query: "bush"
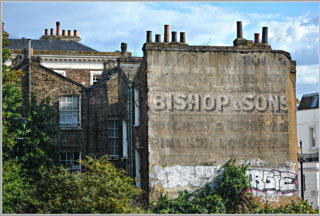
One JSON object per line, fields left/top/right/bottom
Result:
{"left": 2, "top": 160, "right": 32, "bottom": 213}
{"left": 31, "top": 156, "right": 145, "bottom": 214}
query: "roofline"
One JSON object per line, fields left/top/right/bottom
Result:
{"left": 9, "top": 49, "right": 132, "bottom": 56}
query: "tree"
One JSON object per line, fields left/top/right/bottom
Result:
{"left": 2, "top": 32, "right": 24, "bottom": 158}
{"left": 17, "top": 93, "right": 62, "bottom": 181}
{"left": 32, "top": 156, "right": 145, "bottom": 214}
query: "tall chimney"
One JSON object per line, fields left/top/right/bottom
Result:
{"left": 62, "top": 30, "right": 66, "bottom": 36}
{"left": 237, "top": 21, "right": 242, "bottom": 38}
{"left": 68, "top": 30, "right": 71, "bottom": 36}
{"left": 74, "top": 30, "right": 78, "bottom": 36}
{"left": 155, "top": 34, "right": 161, "bottom": 42}
{"left": 180, "top": 32, "right": 186, "bottom": 43}
{"left": 146, "top": 31, "right": 152, "bottom": 42}
{"left": 2, "top": 23, "right": 4, "bottom": 31}
{"left": 121, "top": 42, "right": 127, "bottom": 56}
{"left": 56, "top": 21, "right": 60, "bottom": 35}
{"left": 254, "top": 33, "right": 260, "bottom": 43}
{"left": 262, "top": 27, "right": 268, "bottom": 44}
{"left": 171, "top": 31, "right": 177, "bottom": 42}
{"left": 45, "top": 29, "right": 48, "bottom": 35}
{"left": 50, "top": 28, "right": 54, "bottom": 35}
{"left": 164, "top": 24, "right": 169, "bottom": 42}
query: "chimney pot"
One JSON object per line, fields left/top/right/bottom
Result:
{"left": 62, "top": 30, "right": 66, "bottom": 36}
{"left": 68, "top": 30, "right": 71, "bottom": 36}
{"left": 180, "top": 32, "right": 186, "bottom": 43}
{"left": 121, "top": 42, "right": 127, "bottom": 56}
{"left": 262, "top": 27, "right": 268, "bottom": 44}
{"left": 2, "top": 24, "right": 4, "bottom": 32}
{"left": 164, "top": 24, "right": 169, "bottom": 42}
{"left": 237, "top": 21, "right": 242, "bottom": 38}
{"left": 74, "top": 30, "right": 78, "bottom": 36}
{"left": 155, "top": 34, "right": 161, "bottom": 42}
{"left": 45, "top": 29, "right": 48, "bottom": 35}
{"left": 56, "top": 21, "right": 60, "bottom": 35}
{"left": 171, "top": 31, "right": 177, "bottom": 42}
{"left": 254, "top": 33, "right": 260, "bottom": 43}
{"left": 146, "top": 31, "right": 152, "bottom": 42}
{"left": 50, "top": 28, "right": 54, "bottom": 35}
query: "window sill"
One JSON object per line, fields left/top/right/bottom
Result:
{"left": 108, "top": 156, "right": 120, "bottom": 160}
{"left": 61, "top": 127, "right": 83, "bottom": 131}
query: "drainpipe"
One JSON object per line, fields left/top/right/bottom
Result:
{"left": 28, "top": 39, "right": 31, "bottom": 103}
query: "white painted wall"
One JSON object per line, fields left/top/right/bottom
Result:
{"left": 297, "top": 107, "right": 320, "bottom": 209}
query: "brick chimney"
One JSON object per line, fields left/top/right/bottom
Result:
{"left": 40, "top": 21, "right": 81, "bottom": 42}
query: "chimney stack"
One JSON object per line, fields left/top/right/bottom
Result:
{"left": 262, "top": 27, "right": 268, "bottom": 44}
{"left": 56, "top": 21, "right": 60, "bottom": 35}
{"left": 45, "top": 29, "right": 48, "bottom": 35}
{"left": 155, "top": 34, "right": 161, "bottom": 42}
{"left": 180, "top": 32, "right": 185, "bottom": 43}
{"left": 62, "top": 30, "right": 66, "bottom": 36}
{"left": 236, "top": 21, "right": 243, "bottom": 38}
{"left": 164, "top": 24, "right": 169, "bottom": 42}
{"left": 74, "top": 30, "right": 78, "bottom": 36}
{"left": 2, "top": 23, "right": 4, "bottom": 32}
{"left": 146, "top": 31, "right": 152, "bottom": 42}
{"left": 50, "top": 28, "right": 54, "bottom": 35}
{"left": 254, "top": 33, "right": 260, "bottom": 43}
{"left": 171, "top": 31, "right": 177, "bottom": 42}
{"left": 68, "top": 30, "right": 71, "bottom": 36}
{"left": 121, "top": 42, "right": 127, "bottom": 56}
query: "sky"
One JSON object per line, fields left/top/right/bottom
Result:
{"left": 2, "top": 1, "right": 319, "bottom": 100}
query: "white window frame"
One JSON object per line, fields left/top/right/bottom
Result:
{"left": 59, "top": 95, "right": 81, "bottom": 128}
{"left": 90, "top": 71, "right": 103, "bottom": 85}
{"left": 108, "top": 119, "right": 120, "bottom": 157}
{"left": 134, "top": 88, "right": 140, "bottom": 127}
{"left": 54, "top": 70, "right": 66, "bottom": 77}
{"left": 59, "top": 152, "right": 82, "bottom": 172}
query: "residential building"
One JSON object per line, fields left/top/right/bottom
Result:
{"left": 297, "top": 93, "right": 320, "bottom": 209}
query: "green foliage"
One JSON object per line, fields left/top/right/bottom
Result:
{"left": 2, "top": 160, "right": 32, "bottom": 213}
{"left": 151, "top": 185, "right": 226, "bottom": 214}
{"left": 255, "top": 200, "right": 319, "bottom": 214}
{"left": 30, "top": 156, "right": 145, "bottom": 214}
{"left": 2, "top": 35, "right": 25, "bottom": 158}
{"left": 17, "top": 93, "right": 62, "bottom": 181}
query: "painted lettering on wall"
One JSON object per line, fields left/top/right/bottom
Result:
{"left": 150, "top": 165, "right": 298, "bottom": 197}
{"left": 149, "top": 92, "right": 287, "bottom": 114}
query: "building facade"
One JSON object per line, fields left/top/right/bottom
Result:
{"left": 297, "top": 93, "right": 320, "bottom": 209}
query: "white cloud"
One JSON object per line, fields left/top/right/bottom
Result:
{"left": 296, "top": 64, "right": 319, "bottom": 84}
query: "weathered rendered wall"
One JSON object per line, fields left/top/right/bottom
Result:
{"left": 144, "top": 43, "right": 297, "bottom": 205}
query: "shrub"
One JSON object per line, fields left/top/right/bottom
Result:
{"left": 31, "top": 156, "right": 145, "bottom": 214}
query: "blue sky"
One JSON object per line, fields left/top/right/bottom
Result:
{"left": 2, "top": 1, "right": 319, "bottom": 99}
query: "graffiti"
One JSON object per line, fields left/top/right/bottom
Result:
{"left": 239, "top": 158, "right": 268, "bottom": 167}
{"left": 247, "top": 169, "right": 298, "bottom": 196}
{"left": 150, "top": 164, "right": 298, "bottom": 197}
{"left": 149, "top": 164, "right": 219, "bottom": 191}
{"left": 149, "top": 92, "right": 287, "bottom": 114}
{"left": 261, "top": 195, "right": 280, "bottom": 204}
{"left": 285, "top": 161, "right": 296, "bottom": 170}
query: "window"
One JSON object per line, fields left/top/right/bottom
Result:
{"left": 311, "top": 95, "right": 319, "bottom": 108}
{"left": 122, "top": 121, "right": 128, "bottom": 158}
{"left": 108, "top": 119, "right": 119, "bottom": 156}
{"left": 90, "top": 71, "right": 102, "bottom": 85}
{"left": 54, "top": 70, "right": 66, "bottom": 77}
{"left": 134, "top": 88, "right": 140, "bottom": 126}
{"left": 59, "top": 95, "right": 80, "bottom": 127}
{"left": 309, "top": 127, "right": 316, "bottom": 148}
{"left": 59, "top": 152, "right": 81, "bottom": 172}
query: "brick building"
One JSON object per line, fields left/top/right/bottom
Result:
{"left": 5, "top": 21, "right": 299, "bottom": 205}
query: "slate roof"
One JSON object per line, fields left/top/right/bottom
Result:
{"left": 297, "top": 92, "right": 319, "bottom": 110}
{"left": 6, "top": 38, "right": 97, "bottom": 52}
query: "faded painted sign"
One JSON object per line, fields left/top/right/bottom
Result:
{"left": 150, "top": 164, "right": 298, "bottom": 197}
